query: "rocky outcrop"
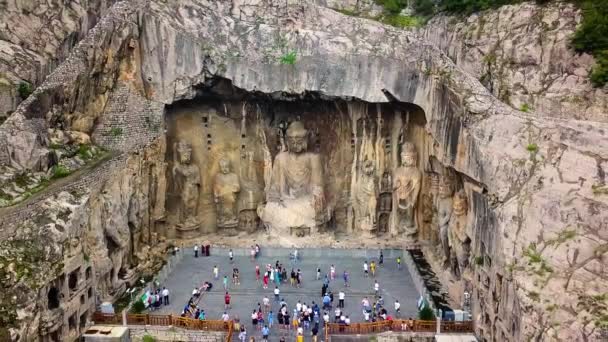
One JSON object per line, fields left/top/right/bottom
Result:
{"left": 0, "top": 0, "right": 116, "bottom": 116}
{"left": 420, "top": 2, "right": 608, "bottom": 122}
{"left": 0, "top": 1, "right": 606, "bottom": 341}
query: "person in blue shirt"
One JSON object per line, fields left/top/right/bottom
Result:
{"left": 268, "top": 311, "right": 274, "bottom": 328}
{"left": 199, "top": 309, "right": 206, "bottom": 320}
{"left": 323, "top": 294, "right": 331, "bottom": 309}
{"left": 262, "top": 325, "right": 270, "bottom": 341}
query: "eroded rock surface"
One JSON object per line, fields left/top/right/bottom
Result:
{"left": 0, "top": 1, "right": 606, "bottom": 341}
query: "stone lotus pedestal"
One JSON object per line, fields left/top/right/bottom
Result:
{"left": 176, "top": 221, "right": 200, "bottom": 239}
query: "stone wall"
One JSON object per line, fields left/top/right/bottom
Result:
{"left": 129, "top": 326, "right": 225, "bottom": 342}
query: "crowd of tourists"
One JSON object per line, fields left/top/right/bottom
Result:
{"left": 166, "top": 246, "right": 407, "bottom": 342}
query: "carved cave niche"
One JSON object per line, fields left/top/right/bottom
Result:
{"left": 163, "top": 78, "right": 435, "bottom": 239}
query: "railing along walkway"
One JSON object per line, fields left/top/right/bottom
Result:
{"left": 324, "top": 319, "right": 473, "bottom": 340}
{"left": 92, "top": 312, "right": 233, "bottom": 341}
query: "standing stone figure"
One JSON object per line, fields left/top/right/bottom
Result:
{"left": 354, "top": 160, "right": 378, "bottom": 236}
{"left": 437, "top": 174, "right": 455, "bottom": 265}
{"left": 259, "top": 121, "right": 329, "bottom": 235}
{"left": 391, "top": 142, "right": 422, "bottom": 238}
{"left": 214, "top": 158, "right": 240, "bottom": 230}
{"left": 449, "top": 190, "right": 470, "bottom": 276}
{"left": 172, "top": 140, "right": 201, "bottom": 232}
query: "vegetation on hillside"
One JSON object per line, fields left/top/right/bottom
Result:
{"left": 372, "top": 0, "right": 608, "bottom": 87}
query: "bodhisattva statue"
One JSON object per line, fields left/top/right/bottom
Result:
{"left": 438, "top": 175, "right": 455, "bottom": 265}
{"left": 354, "top": 160, "right": 377, "bottom": 236}
{"left": 449, "top": 190, "right": 470, "bottom": 276}
{"left": 173, "top": 141, "right": 201, "bottom": 232}
{"left": 214, "top": 158, "right": 240, "bottom": 230}
{"left": 391, "top": 142, "right": 422, "bottom": 238}
{"left": 259, "top": 121, "right": 328, "bottom": 234}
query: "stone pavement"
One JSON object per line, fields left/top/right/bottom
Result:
{"left": 154, "top": 247, "right": 420, "bottom": 340}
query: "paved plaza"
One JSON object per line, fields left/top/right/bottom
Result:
{"left": 155, "top": 247, "right": 420, "bottom": 339}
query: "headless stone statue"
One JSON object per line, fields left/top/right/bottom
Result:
{"left": 391, "top": 142, "right": 422, "bottom": 238}
{"left": 449, "top": 190, "right": 470, "bottom": 276}
{"left": 354, "top": 160, "right": 377, "bottom": 236}
{"left": 172, "top": 141, "right": 200, "bottom": 234}
{"left": 214, "top": 158, "right": 240, "bottom": 231}
{"left": 259, "top": 121, "right": 329, "bottom": 235}
{"left": 438, "top": 174, "right": 455, "bottom": 265}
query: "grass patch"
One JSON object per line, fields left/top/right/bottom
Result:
{"left": 592, "top": 184, "right": 608, "bottom": 195}
{"left": 520, "top": 103, "right": 532, "bottom": 112}
{"left": 109, "top": 127, "right": 123, "bottom": 136}
{"left": 51, "top": 165, "right": 71, "bottom": 179}
{"left": 379, "top": 14, "right": 423, "bottom": 28}
{"left": 17, "top": 82, "right": 33, "bottom": 100}
{"left": 142, "top": 335, "right": 156, "bottom": 342}
{"left": 475, "top": 256, "right": 484, "bottom": 266}
{"left": 526, "top": 143, "right": 538, "bottom": 152}
{"left": 523, "top": 243, "right": 543, "bottom": 264}
{"left": 279, "top": 51, "right": 297, "bottom": 65}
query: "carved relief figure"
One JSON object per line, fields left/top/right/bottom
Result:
{"left": 378, "top": 172, "right": 392, "bottom": 212}
{"left": 354, "top": 160, "right": 377, "bottom": 236}
{"left": 172, "top": 141, "right": 201, "bottom": 231}
{"left": 449, "top": 190, "right": 470, "bottom": 275}
{"left": 259, "top": 121, "right": 329, "bottom": 234}
{"left": 214, "top": 158, "right": 240, "bottom": 229}
{"left": 438, "top": 174, "right": 455, "bottom": 264}
{"left": 391, "top": 142, "right": 422, "bottom": 238}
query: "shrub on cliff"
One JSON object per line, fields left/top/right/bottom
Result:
{"left": 571, "top": 1, "right": 608, "bottom": 87}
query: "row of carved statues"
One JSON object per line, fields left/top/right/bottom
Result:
{"left": 170, "top": 121, "right": 471, "bottom": 264}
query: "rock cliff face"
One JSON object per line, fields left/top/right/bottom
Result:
{"left": 0, "top": 0, "right": 116, "bottom": 118}
{"left": 0, "top": 1, "right": 606, "bottom": 341}
{"left": 420, "top": 2, "right": 607, "bottom": 122}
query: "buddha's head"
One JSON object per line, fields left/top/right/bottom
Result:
{"left": 219, "top": 158, "right": 231, "bottom": 174}
{"left": 453, "top": 190, "right": 468, "bottom": 216}
{"left": 400, "top": 142, "right": 417, "bottom": 167}
{"left": 286, "top": 121, "right": 308, "bottom": 154}
{"left": 177, "top": 140, "right": 193, "bottom": 165}
{"left": 438, "top": 175, "right": 455, "bottom": 199}
{"left": 362, "top": 160, "right": 375, "bottom": 176}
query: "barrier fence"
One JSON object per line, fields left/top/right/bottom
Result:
{"left": 93, "top": 312, "right": 471, "bottom": 341}
{"left": 92, "top": 312, "right": 233, "bottom": 341}
{"left": 324, "top": 319, "right": 474, "bottom": 341}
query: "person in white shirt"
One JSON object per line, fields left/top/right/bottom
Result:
{"left": 323, "top": 312, "right": 330, "bottom": 323}
{"left": 302, "top": 303, "right": 308, "bottom": 313}
{"left": 374, "top": 280, "right": 380, "bottom": 296}
{"left": 263, "top": 296, "right": 270, "bottom": 311}
{"left": 296, "top": 301, "right": 302, "bottom": 312}
{"left": 363, "top": 261, "right": 369, "bottom": 277}
{"left": 222, "top": 312, "right": 230, "bottom": 321}
{"left": 363, "top": 311, "right": 370, "bottom": 322}
{"left": 162, "top": 287, "right": 169, "bottom": 305}
{"left": 274, "top": 287, "right": 280, "bottom": 301}
{"left": 394, "top": 300, "right": 401, "bottom": 315}
{"left": 345, "top": 316, "right": 351, "bottom": 325}
{"left": 338, "top": 291, "right": 345, "bottom": 308}
{"left": 213, "top": 265, "right": 219, "bottom": 279}
{"left": 192, "top": 287, "right": 200, "bottom": 297}
{"left": 194, "top": 245, "right": 199, "bottom": 258}
{"left": 334, "top": 307, "right": 341, "bottom": 322}
{"left": 229, "top": 249, "right": 234, "bottom": 263}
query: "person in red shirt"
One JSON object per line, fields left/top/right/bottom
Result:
{"left": 263, "top": 272, "right": 269, "bottom": 289}
{"left": 225, "top": 292, "right": 231, "bottom": 310}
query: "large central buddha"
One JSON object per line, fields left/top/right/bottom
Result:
{"left": 259, "top": 121, "right": 329, "bottom": 235}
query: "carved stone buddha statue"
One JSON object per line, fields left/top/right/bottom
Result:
{"left": 172, "top": 140, "right": 200, "bottom": 235}
{"left": 354, "top": 159, "right": 378, "bottom": 237}
{"left": 259, "top": 121, "right": 329, "bottom": 235}
{"left": 214, "top": 158, "right": 240, "bottom": 232}
{"left": 391, "top": 142, "right": 422, "bottom": 238}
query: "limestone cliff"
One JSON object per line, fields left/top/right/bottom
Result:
{"left": 420, "top": 2, "right": 607, "bottom": 122}
{"left": 0, "top": 1, "right": 606, "bottom": 341}
{"left": 0, "top": 0, "right": 116, "bottom": 119}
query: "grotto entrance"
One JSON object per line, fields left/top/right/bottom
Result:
{"left": 162, "top": 80, "right": 437, "bottom": 245}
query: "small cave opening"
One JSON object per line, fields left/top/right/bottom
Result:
{"left": 47, "top": 287, "right": 60, "bottom": 310}
{"left": 85, "top": 266, "right": 92, "bottom": 280}
{"left": 79, "top": 311, "right": 88, "bottom": 329}
{"left": 68, "top": 268, "right": 79, "bottom": 291}
{"left": 68, "top": 313, "right": 77, "bottom": 332}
